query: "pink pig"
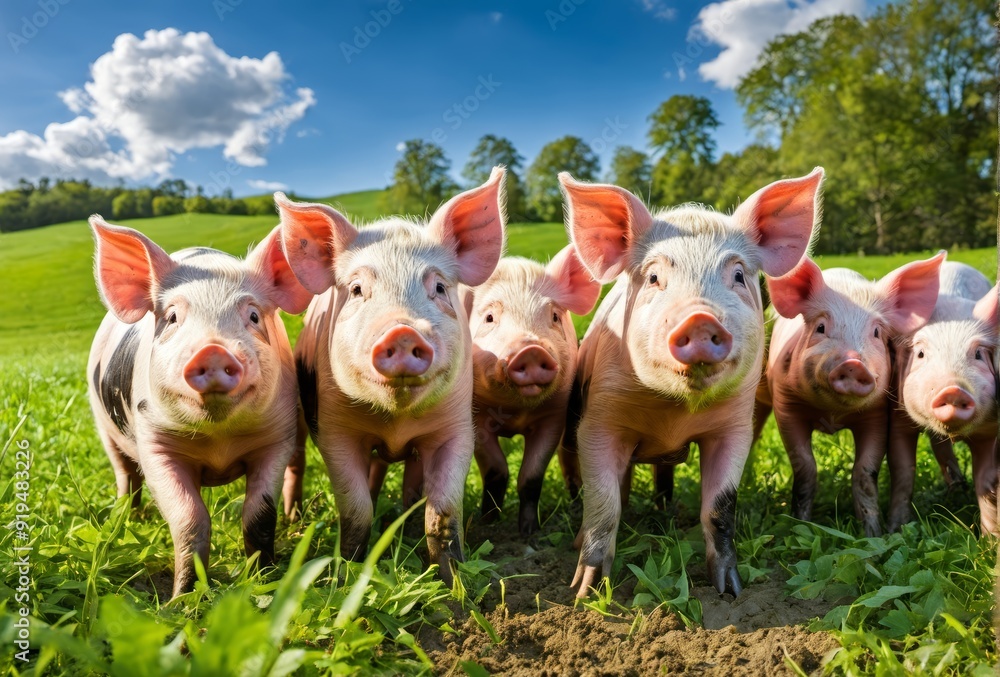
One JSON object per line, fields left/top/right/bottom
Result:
{"left": 279, "top": 169, "right": 506, "bottom": 586}
{"left": 761, "top": 253, "right": 944, "bottom": 536}
{"left": 560, "top": 168, "right": 824, "bottom": 598}
{"left": 887, "top": 262, "right": 998, "bottom": 533}
{"left": 86, "top": 219, "right": 312, "bottom": 598}
{"left": 465, "top": 246, "right": 600, "bottom": 535}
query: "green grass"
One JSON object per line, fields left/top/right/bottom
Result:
{"left": 0, "top": 208, "right": 997, "bottom": 675}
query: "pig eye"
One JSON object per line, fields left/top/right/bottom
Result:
{"left": 436, "top": 281, "right": 446, "bottom": 296}
{"left": 734, "top": 269, "right": 746, "bottom": 287}
{"left": 916, "top": 350, "right": 924, "bottom": 359}
{"left": 873, "top": 327, "right": 880, "bottom": 339}
{"left": 816, "top": 323, "right": 825, "bottom": 334}
{"left": 552, "top": 311, "right": 559, "bottom": 324}
{"left": 167, "top": 311, "right": 178, "bottom": 325}
{"left": 250, "top": 310, "right": 260, "bottom": 324}
{"left": 485, "top": 313, "right": 494, "bottom": 323}
{"left": 975, "top": 348, "right": 983, "bottom": 361}
{"left": 648, "top": 273, "right": 658, "bottom": 286}
{"left": 350, "top": 283, "right": 362, "bottom": 298}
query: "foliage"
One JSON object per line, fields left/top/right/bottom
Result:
{"left": 382, "top": 140, "right": 458, "bottom": 216}
{"left": 606, "top": 146, "right": 652, "bottom": 201}
{"left": 462, "top": 134, "right": 527, "bottom": 222}
{"left": 525, "top": 135, "right": 598, "bottom": 222}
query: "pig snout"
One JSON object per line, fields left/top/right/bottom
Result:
{"left": 184, "top": 345, "right": 244, "bottom": 395}
{"left": 668, "top": 312, "right": 733, "bottom": 366}
{"left": 827, "top": 359, "right": 876, "bottom": 397}
{"left": 371, "top": 325, "right": 435, "bottom": 379}
{"left": 930, "top": 386, "right": 976, "bottom": 426}
{"left": 507, "top": 345, "right": 559, "bottom": 394}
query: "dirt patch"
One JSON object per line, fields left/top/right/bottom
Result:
{"left": 423, "top": 517, "right": 840, "bottom": 675}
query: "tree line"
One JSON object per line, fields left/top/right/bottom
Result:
{"left": 384, "top": 0, "right": 995, "bottom": 254}
{"left": 1, "top": 0, "right": 993, "bottom": 253}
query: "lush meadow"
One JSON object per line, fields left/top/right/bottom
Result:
{"left": 0, "top": 205, "right": 997, "bottom": 675}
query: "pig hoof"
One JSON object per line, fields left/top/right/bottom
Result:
{"left": 709, "top": 559, "right": 743, "bottom": 597}
{"left": 862, "top": 520, "right": 882, "bottom": 538}
{"left": 571, "top": 563, "right": 603, "bottom": 598}
{"left": 518, "top": 505, "right": 539, "bottom": 537}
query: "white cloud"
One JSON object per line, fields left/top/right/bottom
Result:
{"left": 395, "top": 141, "right": 406, "bottom": 152}
{"left": 637, "top": 0, "right": 676, "bottom": 20}
{"left": 247, "top": 179, "right": 289, "bottom": 191}
{"left": 694, "top": 0, "right": 866, "bottom": 88}
{"left": 0, "top": 28, "right": 315, "bottom": 189}
{"left": 489, "top": 11, "right": 503, "bottom": 23}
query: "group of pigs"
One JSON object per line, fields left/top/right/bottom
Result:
{"left": 86, "top": 166, "right": 998, "bottom": 601}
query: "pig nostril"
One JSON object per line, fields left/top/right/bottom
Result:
{"left": 412, "top": 347, "right": 424, "bottom": 360}
{"left": 676, "top": 336, "right": 690, "bottom": 348}
{"left": 386, "top": 348, "right": 395, "bottom": 358}
{"left": 711, "top": 334, "right": 721, "bottom": 345}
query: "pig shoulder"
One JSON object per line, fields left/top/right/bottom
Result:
{"left": 88, "top": 312, "right": 154, "bottom": 450}
{"left": 938, "top": 262, "right": 992, "bottom": 301}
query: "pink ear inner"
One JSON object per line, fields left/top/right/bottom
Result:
{"left": 90, "top": 216, "right": 176, "bottom": 324}
{"left": 735, "top": 167, "right": 824, "bottom": 278}
{"left": 249, "top": 226, "right": 314, "bottom": 314}
{"left": 428, "top": 166, "right": 507, "bottom": 286}
{"left": 545, "top": 244, "right": 602, "bottom": 316}
{"left": 559, "top": 173, "right": 653, "bottom": 284}
{"left": 973, "top": 283, "right": 999, "bottom": 334}
{"left": 766, "top": 256, "right": 825, "bottom": 319}
{"left": 877, "top": 251, "right": 945, "bottom": 335}
{"left": 276, "top": 192, "right": 357, "bottom": 295}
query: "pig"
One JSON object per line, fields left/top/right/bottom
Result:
{"left": 560, "top": 168, "right": 825, "bottom": 599}
{"left": 279, "top": 168, "right": 506, "bottom": 587}
{"left": 86, "top": 218, "right": 312, "bottom": 598}
{"left": 761, "top": 253, "right": 945, "bottom": 537}
{"left": 887, "top": 262, "right": 998, "bottom": 533}
{"left": 465, "top": 246, "right": 601, "bottom": 535}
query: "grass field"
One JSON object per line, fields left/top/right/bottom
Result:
{"left": 0, "top": 203, "right": 997, "bottom": 675}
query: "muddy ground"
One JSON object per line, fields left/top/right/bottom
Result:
{"left": 421, "top": 514, "right": 841, "bottom": 676}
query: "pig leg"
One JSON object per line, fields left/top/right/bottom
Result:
{"left": 751, "top": 400, "right": 772, "bottom": 447}
{"left": 654, "top": 463, "right": 674, "bottom": 510}
{"left": 319, "top": 436, "right": 374, "bottom": 562}
{"left": 699, "top": 434, "right": 749, "bottom": 597}
{"left": 850, "top": 416, "right": 886, "bottom": 537}
{"left": 774, "top": 407, "right": 818, "bottom": 521}
{"left": 141, "top": 451, "right": 209, "bottom": 598}
{"left": 518, "top": 419, "right": 563, "bottom": 536}
{"left": 970, "top": 437, "right": 999, "bottom": 536}
{"left": 620, "top": 464, "right": 634, "bottom": 508}
{"left": 420, "top": 433, "right": 473, "bottom": 588}
{"left": 281, "top": 411, "right": 308, "bottom": 521}
{"left": 929, "top": 433, "right": 965, "bottom": 489}
{"left": 243, "top": 449, "right": 289, "bottom": 570}
{"left": 558, "top": 442, "right": 583, "bottom": 500}
{"left": 474, "top": 431, "right": 509, "bottom": 523}
{"left": 572, "top": 425, "right": 631, "bottom": 598}
{"left": 886, "top": 413, "right": 919, "bottom": 532}
{"left": 401, "top": 455, "right": 424, "bottom": 508}
{"left": 103, "top": 436, "right": 143, "bottom": 509}
{"left": 368, "top": 458, "right": 389, "bottom": 508}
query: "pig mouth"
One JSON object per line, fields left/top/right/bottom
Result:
{"left": 180, "top": 385, "right": 255, "bottom": 421}
{"left": 672, "top": 361, "right": 730, "bottom": 389}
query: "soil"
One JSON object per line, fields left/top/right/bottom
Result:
{"left": 421, "top": 515, "right": 841, "bottom": 676}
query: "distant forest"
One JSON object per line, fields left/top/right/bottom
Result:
{"left": 1, "top": 0, "right": 994, "bottom": 255}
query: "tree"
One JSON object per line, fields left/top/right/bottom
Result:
{"left": 383, "top": 140, "right": 457, "bottom": 215}
{"left": 184, "top": 195, "right": 211, "bottom": 213}
{"left": 463, "top": 135, "right": 526, "bottom": 221}
{"left": 525, "top": 136, "right": 599, "bottom": 222}
{"left": 112, "top": 192, "right": 136, "bottom": 220}
{"left": 647, "top": 96, "right": 721, "bottom": 207}
{"left": 606, "top": 146, "right": 652, "bottom": 201}
{"left": 152, "top": 195, "right": 184, "bottom": 216}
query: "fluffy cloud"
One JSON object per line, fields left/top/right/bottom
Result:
{"left": 637, "top": 0, "right": 677, "bottom": 20}
{"left": 694, "top": 0, "right": 866, "bottom": 88}
{"left": 247, "top": 179, "right": 289, "bottom": 191}
{"left": 0, "top": 28, "right": 314, "bottom": 189}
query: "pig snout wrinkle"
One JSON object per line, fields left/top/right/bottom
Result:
{"left": 667, "top": 312, "right": 733, "bottom": 366}
{"left": 827, "top": 359, "right": 876, "bottom": 397}
{"left": 507, "top": 345, "right": 559, "bottom": 388}
{"left": 931, "top": 386, "right": 976, "bottom": 424}
{"left": 372, "top": 325, "right": 435, "bottom": 378}
{"left": 184, "top": 345, "right": 244, "bottom": 395}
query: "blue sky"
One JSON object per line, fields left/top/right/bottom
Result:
{"left": 0, "top": 0, "right": 870, "bottom": 197}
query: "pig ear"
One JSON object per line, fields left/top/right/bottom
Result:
{"left": 559, "top": 172, "right": 653, "bottom": 284}
{"left": 973, "top": 283, "right": 998, "bottom": 335}
{"left": 247, "top": 226, "right": 314, "bottom": 314}
{"left": 90, "top": 215, "right": 176, "bottom": 324}
{"left": 767, "top": 256, "right": 825, "bottom": 319}
{"left": 458, "top": 286, "right": 475, "bottom": 320}
{"left": 276, "top": 192, "right": 358, "bottom": 295}
{"left": 876, "top": 251, "right": 945, "bottom": 335}
{"left": 545, "top": 244, "right": 602, "bottom": 316}
{"left": 734, "top": 167, "right": 824, "bottom": 277}
{"left": 427, "top": 166, "right": 506, "bottom": 286}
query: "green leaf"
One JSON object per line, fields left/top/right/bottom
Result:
{"left": 460, "top": 660, "right": 491, "bottom": 677}
{"left": 857, "top": 585, "right": 918, "bottom": 608}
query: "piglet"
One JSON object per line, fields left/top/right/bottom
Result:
{"left": 762, "top": 253, "right": 944, "bottom": 536}
{"left": 887, "top": 262, "right": 998, "bottom": 533}
{"left": 87, "top": 219, "right": 312, "bottom": 598}
{"left": 466, "top": 246, "right": 600, "bottom": 535}
{"left": 561, "top": 168, "right": 824, "bottom": 598}
{"left": 279, "top": 169, "right": 506, "bottom": 587}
